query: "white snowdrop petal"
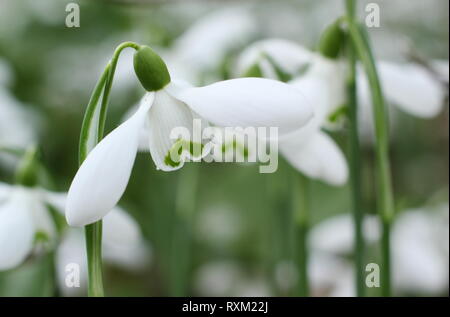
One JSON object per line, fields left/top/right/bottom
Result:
{"left": 0, "top": 189, "right": 34, "bottom": 270}
{"left": 176, "top": 78, "right": 314, "bottom": 136}
{"left": 148, "top": 89, "right": 206, "bottom": 172}
{"left": 102, "top": 207, "right": 149, "bottom": 269}
{"left": 280, "top": 131, "right": 348, "bottom": 186}
{"left": 358, "top": 62, "right": 444, "bottom": 118}
{"left": 66, "top": 93, "right": 153, "bottom": 227}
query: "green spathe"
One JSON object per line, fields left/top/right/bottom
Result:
{"left": 133, "top": 46, "right": 171, "bottom": 92}
{"left": 318, "top": 20, "right": 345, "bottom": 59}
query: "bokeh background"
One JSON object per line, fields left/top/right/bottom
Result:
{"left": 0, "top": 0, "right": 448, "bottom": 297}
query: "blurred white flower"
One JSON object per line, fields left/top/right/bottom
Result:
{"left": 165, "top": 7, "right": 257, "bottom": 84}
{"left": 392, "top": 205, "right": 449, "bottom": 294}
{"left": 196, "top": 204, "right": 243, "bottom": 248}
{"left": 234, "top": 39, "right": 314, "bottom": 80}
{"left": 235, "top": 39, "right": 348, "bottom": 186}
{"left": 0, "top": 183, "right": 59, "bottom": 270}
{"left": 56, "top": 207, "right": 151, "bottom": 297}
{"left": 194, "top": 261, "right": 271, "bottom": 297}
{"left": 310, "top": 213, "right": 381, "bottom": 256}
{"left": 357, "top": 61, "right": 448, "bottom": 144}
{"left": 66, "top": 74, "right": 314, "bottom": 226}
{"left": 0, "top": 59, "right": 38, "bottom": 151}
{"left": 307, "top": 204, "right": 449, "bottom": 296}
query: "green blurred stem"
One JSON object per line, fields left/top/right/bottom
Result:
{"left": 346, "top": 15, "right": 395, "bottom": 297}
{"left": 345, "top": 0, "right": 365, "bottom": 297}
{"left": 293, "top": 174, "right": 310, "bottom": 297}
{"left": 78, "top": 41, "right": 140, "bottom": 297}
{"left": 169, "top": 165, "right": 200, "bottom": 296}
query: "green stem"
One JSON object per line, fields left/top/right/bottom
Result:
{"left": 293, "top": 174, "right": 309, "bottom": 297}
{"left": 346, "top": 16, "right": 395, "bottom": 297}
{"left": 78, "top": 41, "right": 140, "bottom": 297}
{"left": 345, "top": 0, "right": 365, "bottom": 297}
{"left": 85, "top": 221, "right": 104, "bottom": 297}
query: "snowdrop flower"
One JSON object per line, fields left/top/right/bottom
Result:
{"left": 56, "top": 207, "right": 150, "bottom": 296}
{"left": 66, "top": 45, "right": 314, "bottom": 227}
{"left": 235, "top": 38, "right": 348, "bottom": 185}
{"left": 0, "top": 183, "right": 60, "bottom": 270}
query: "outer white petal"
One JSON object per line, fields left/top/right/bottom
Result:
{"left": 235, "top": 38, "right": 314, "bottom": 78}
{"left": 175, "top": 78, "right": 314, "bottom": 136}
{"left": 66, "top": 93, "right": 153, "bottom": 227}
{"left": 148, "top": 89, "right": 208, "bottom": 172}
{"left": 280, "top": 131, "right": 348, "bottom": 186}
{"left": 102, "top": 207, "right": 150, "bottom": 269}
{"left": 358, "top": 61, "right": 444, "bottom": 118}
{"left": 0, "top": 188, "right": 35, "bottom": 270}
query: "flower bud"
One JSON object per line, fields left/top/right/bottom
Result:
{"left": 318, "top": 20, "right": 345, "bottom": 59}
{"left": 133, "top": 46, "right": 171, "bottom": 91}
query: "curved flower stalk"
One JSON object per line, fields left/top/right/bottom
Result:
{"left": 56, "top": 207, "right": 150, "bottom": 296}
{"left": 66, "top": 44, "right": 314, "bottom": 227}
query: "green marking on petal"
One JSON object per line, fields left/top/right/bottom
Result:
{"left": 221, "top": 140, "right": 249, "bottom": 159}
{"left": 164, "top": 139, "right": 205, "bottom": 168}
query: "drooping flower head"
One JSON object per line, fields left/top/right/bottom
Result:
{"left": 66, "top": 44, "right": 315, "bottom": 226}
